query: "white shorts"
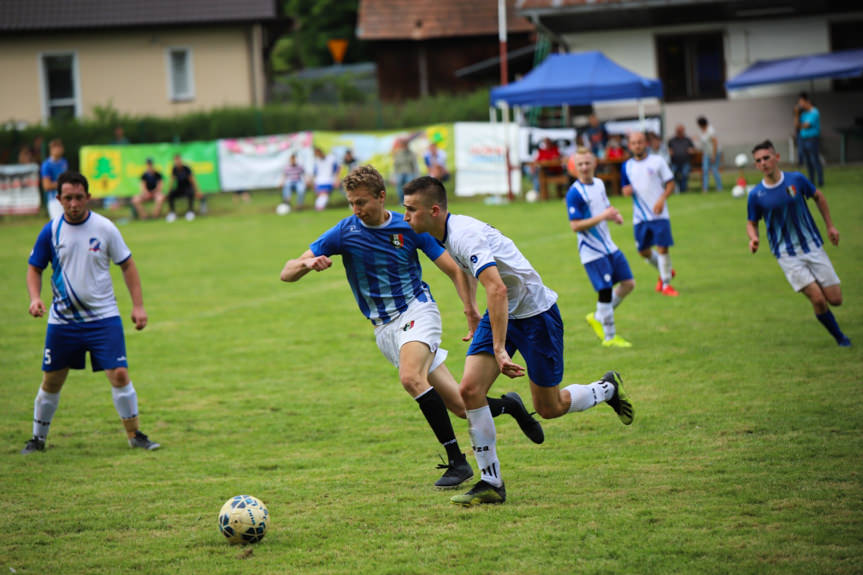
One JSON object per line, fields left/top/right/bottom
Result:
{"left": 777, "top": 247, "right": 840, "bottom": 292}
{"left": 374, "top": 299, "right": 448, "bottom": 373}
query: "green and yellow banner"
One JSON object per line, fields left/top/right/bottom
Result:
{"left": 80, "top": 142, "right": 219, "bottom": 198}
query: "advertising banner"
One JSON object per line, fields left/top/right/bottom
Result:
{"left": 217, "top": 132, "right": 314, "bottom": 192}
{"left": 453, "top": 122, "right": 520, "bottom": 197}
{"left": 0, "top": 164, "right": 41, "bottom": 215}
{"left": 80, "top": 142, "right": 220, "bottom": 198}
{"left": 518, "top": 127, "right": 578, "bottom": 161}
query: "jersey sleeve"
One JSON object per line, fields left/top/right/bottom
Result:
{"left": 28, "top": 222, "right": 53, "bottom": 269}
{"left": 658, "top": 158, "right": 674, "bottom": 183}
{"left": 105, "top": 221, "right": 132, "bottom": 265}
{"left": 620, "top": 161, "right": 631, "bottom": 188}
{"left": 40, "top": 161, "right": 51, "bottom": 178}
{"left": 455, "top": 231, "right": 496, "bottom": 278}
{"left": 800, "top": 174, "right": 817, "bottom": 199}
{"left": 309, "top": 222, "right": 343, "bottom": 256}
{"left": 414, "top": 231, "right": 445, "bottom": 261}
{"left": 565, "top": 185, "right": 589, "bottom": 221}
{"left": 746, "top": 190, "right": 762, "bottom": 222}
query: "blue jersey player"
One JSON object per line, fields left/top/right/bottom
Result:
{"left": 279, "top": 165, "right": 542, "bottom": 488}
{"left": 566, "top": 148, "right": 635, "bottom": 347}
{"left": 747, "top": 140, "right": 850, "bottom": 346}
{"left": 22, "top": 172, "right": 159, "bottom": 454}
{"left": 403, "top": 176, "right": 633, "bottom": 506}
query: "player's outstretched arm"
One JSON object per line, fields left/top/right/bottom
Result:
{"left": 280, "top": 249, "right": 332, "bottom": 282}
{"left": 433, "top": 251, "right": 481, "bottom": 340}
{"left": 813, "top": 189, "right": 840, "bottom": 246}
{"left": 477, "top": 265, "right": 524, "bottom": 379}
{"left": 119, "top": 257, "right": 147, "bottom": 330}
{"left": 26, "top": 264, "right": 45, "bottom": 318}
{"left": 569, "top": 206, "right": 623, "bottom": 233}
{"left": 746, "top": 220, "right": 760, "bottom": 253}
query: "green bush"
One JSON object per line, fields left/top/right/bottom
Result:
{"left": 0, "top": 89, "right": 492, "bottom": 170}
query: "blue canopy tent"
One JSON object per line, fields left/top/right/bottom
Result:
{"left": 726, "top": 48, "right": 863, "bottom": 90}
{"left": 490, "top": 51, "right": 663, "bottom": 108}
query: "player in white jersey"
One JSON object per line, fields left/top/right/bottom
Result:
{"left": 566, "top": 148, "right": 635, "bottom": 347}
{"left": 403, "top": 176, "right": 634, "bottom": 506}
{"left": 280, "top": 166, "right": 543, "bottom": 488}
{"left": 21, "top": 172, "right": 159, "bottom": 454}
{"left": 621, "top": 131, "right": 679, "bottom": 296}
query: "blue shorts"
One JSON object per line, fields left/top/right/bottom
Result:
{"left": 584, "top": 251, "right": 633, "bottom": 292}
{"left": 315, "top": 184, "right": 334, "bottom": 193}
{"left": 467, "top": 304, "right": 564, "bottom": 387}
{"left": 42, "top": 316, "right": 128, "bottom": 372}
{"left": 634, "top": 219, "right": 674, "bottom": 251}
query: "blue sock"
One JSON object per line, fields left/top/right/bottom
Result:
{"left": 816, "top": 311, "right": 849, "bottom": 345}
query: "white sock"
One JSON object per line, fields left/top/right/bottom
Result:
{"left": 596, "top": 301, "right": 615, "bottom": 340}
{"left": 466, "top": 405, "right": 502, "bottom": 487}
{"left": 564, "top": 380, "right": 615, "bottom": 413}
{"left": 611, "top": 291, "right": 623, "bottom": 309}
{"left": 33, "top": 388, "right": 60, "bottom": 439}
{"left": 111, "top": 382, "right": 139, "bottom": 420}
{"left": 658, "top": 253, "right": 672, "bottom": 286}
{"left": 645, "top": 249, "right": 659, "bottom": 269}
{"left": 314, "top": 194, "right": 329, "bottom": 211}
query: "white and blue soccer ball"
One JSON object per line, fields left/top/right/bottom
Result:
{"left": 734, "top": 153, "right": 748, "bottom": 168}
{"left": 218, "top": 495, "right": 269, "bottom": 544}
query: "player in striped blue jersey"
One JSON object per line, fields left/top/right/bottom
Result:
{"left": 566, "top": 148, "right": 635, "bottom": 347}
{"left": 21, "top": 172, "right": 159, "bottom": 454}
{"left": 280, "top": 166, "right": 543, "bottom": 488}
{"left": 747, "top": 140, "right": 850, "bottom": 346}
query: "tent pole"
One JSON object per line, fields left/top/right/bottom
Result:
{"left": 638, "top": 100, "right": 645, "bottom": 128}
{"left": 502, "top": 103, "right": 514, "bottom": 201}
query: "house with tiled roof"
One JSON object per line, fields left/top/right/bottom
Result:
{"left": 0, "top": 0, "right": 288, "bottom": 125}
{"left": 358, "top": 0, "right": 537, "bottom": 101}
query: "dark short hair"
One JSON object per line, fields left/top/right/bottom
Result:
{"left": 751, "top": 140, "right": 775, "bottom": 155}
{"left": 56, "top": 171, "right": 89, "bottom": 195}
{"left": 696, "top": 116, "right": 708, "bottom": 127}
{"left": 403, "top": 176, "right": 447, "bottom": 210}
{"left": 798, "top": 92, "right": 810, "bottom": 102}
{"left": 145, "top": 157, "right": 153, "bottom": 164}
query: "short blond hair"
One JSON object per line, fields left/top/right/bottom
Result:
{"left": 342, "top": 165, "right": 386, "bottom": 197}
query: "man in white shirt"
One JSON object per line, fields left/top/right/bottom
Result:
{"left": 621, "top": 131, "right": 679, "bottom": 296}
{"left": 402, "top": 176, "right": 634, "bottom": 506}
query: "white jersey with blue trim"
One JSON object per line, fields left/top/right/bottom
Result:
{"left": 443, "top": 213, "right": 557, "bottom": 319}
{"left": 28, "top": 212, "right": 131, "bottom": 325}
{"left": 313, "top": 154, "right": 339, "bottom": 188}
{"left": 565, "top": 177, "right": 620, "bottom": 264}
{"left": 621, "top": 154, "right": 674, "bottom": 225}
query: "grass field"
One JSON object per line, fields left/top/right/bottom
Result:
{"left": 2, "top": 167, "right": 862, "bottom": 574}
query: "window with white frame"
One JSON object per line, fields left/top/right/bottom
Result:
{"left": 167, "top": 48, "right": 195, "bottom": 101}
{"left": 41, "top": 53, "right": 80, "bottom": 120}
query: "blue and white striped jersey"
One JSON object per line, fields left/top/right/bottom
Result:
{"left": 28, "top": 212, "right": 131, "bottom": 324}
{"left": 747, "top": 171, "right": 823, "bottom": 258}
{"left": 310, "top": 211, "right": 444, "bottom": 325}
{"left": 565, "top": 177, "right": 620, "bottom": 264}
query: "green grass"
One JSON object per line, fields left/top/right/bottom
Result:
{"left": 2, "top": 167, "right": 862, "bottom": 574}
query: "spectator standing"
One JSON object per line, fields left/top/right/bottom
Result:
{"left": 648, "top": 132, "right": 671, "bottom": 166}
{"left": 795, "top": 92, "right": 824, "bottom": 187}
{"left": 280, "top": 154, "right": 306, "bottom": 211}
{"left": 582, "top": 113, "right": 609, "bottom": 157}
{"left": 392, "top": 138, "right": 419, "bottom": 204}
{"left": 40, "top": 139, "right": 67, "bottom": 218}
{"left": 696, "top": 116, "right": 722, "bottom": 192}
{"left": 667, "top": 125, "right": 695, "bottom": 193}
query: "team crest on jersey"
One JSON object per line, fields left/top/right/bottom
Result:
{"left": 470, "top": 255, "right": 478, "bottom": 264}
{"left": 88, "top": 238, "right": 101, "bottom": 252}
{"left": 401, "top": 320, "right": 415, "bottom": 331}
{"left": 390, "top": 233, "right": 404, "bottom": 248}
{"left": 786, "top": 185, "right": 797, "bottom": 198}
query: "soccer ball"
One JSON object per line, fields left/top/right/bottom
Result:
{"left": 525, "top": 189, "right": 539, "bottom": 203}
{"left": 218, "top": 495, "right": 269, "bottom": 544}
{"left": 731, "top": 185, "right": 747, "bottom": 198}
{"left": 734, "top": 153, "right": 748, "bottom": 168}
{"left": 276, "top": 203, "right": 291, "bottom": 215}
